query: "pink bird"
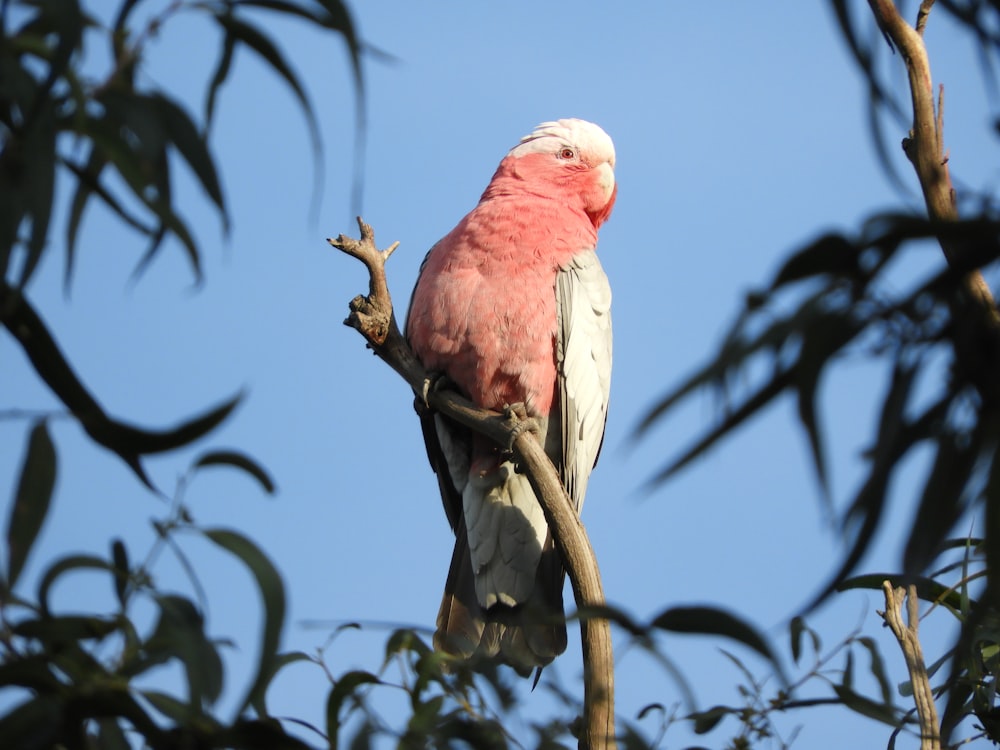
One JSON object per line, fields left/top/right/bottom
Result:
{"left": 406, "top": 119, "right": 616, "bottom": 674}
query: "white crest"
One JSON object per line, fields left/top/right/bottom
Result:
{"left": 507, "top": 118, "right": 615, "bottom": 166}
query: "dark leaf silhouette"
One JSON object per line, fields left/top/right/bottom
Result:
{"left": 5, "top": 421, "right": 56, "bottom": 590}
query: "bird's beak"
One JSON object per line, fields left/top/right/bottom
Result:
{"left": 596, "top": 161, "right": 615, "bottom": 204}
{"left": 587, "top": 162, "right": 616, "bottom": 229}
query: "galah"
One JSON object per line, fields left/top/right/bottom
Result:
{"left": 405, "top": 118, "right": 615, "bottom": 674}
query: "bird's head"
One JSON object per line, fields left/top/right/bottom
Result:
{"left": 499, "top": 118, "right": 617, "bottom": 229}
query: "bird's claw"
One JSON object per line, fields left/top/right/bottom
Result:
{"left": 502, "top": 402, "right": 540, "bottom": 452}
{"left": 417, "top": 371, "right": 455, "bottom": 411}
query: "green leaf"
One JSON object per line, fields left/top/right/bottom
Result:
{"left": 651, "top": 606, "right": 785, "bottom": 683}
{"left": 2, "top": 286, "right": 243, "bottom": 485}
{"left": 0, "top": 653, "right": 63, "bottom": 691}
{"left": 831, "top": 684, "right": 899, "bottom": 726}
{"left": 793, "top": 309, "right": 862, "bottom": 506}
{"left": 687, "top": 704, "right": 731, "bottom": 734}
{"left": 193, "top": 450, "right": 276, "bottom": 494}
{"left": 642, "top": 371, "right": 793, "bottom": 489}
{"left": 805, "top": 362, "right": 924, "bottom": 609}
{"left": 223, "top": 717, "right": 315, "bottom": 749}
{"left": 36, "top": 554, "right": 111, "bottom": 615}
{"left": 140, "top": 689, "right": 205, "bottom": 725}
{"left": 144, "top": 594, "right": 224, "bottom": 709}
{"left": 904, "top": 427, "right": 978, "bottom": 575}
{"left": 17, "top": 103, "right": 57, "bottom": 288}
{"left": 204, "top": 27, "right": 236, "bottom": 128}
{"left": 0, "top": 695, "right": 63, "bottom": 749}
{"left": 12, "top": 614, "right": 118, "bottom": 644}
{"left": 111, "top": 539, "right": 129, "bottom": 607}
{"left": 149, "top": 93, "right": 227, "bottom": 225}
{"left": 6, "top": 421, "right": 57, "bottom": 589}
{"left": 857, "top": 636, "right": 894, "bottom": 707}
{"left": 575, "top": 603, "right": 644, "bottom": 636}
{"left": 62, "top": 148, "right": 119, "bottom": 292}
{"left": 326, "top": 670, "right": 380, "bottom": 748}
{"left": 348, "top": 719, "right": 375, "bottom": 750}
{"left": 836, "top": 573, "right": 964, "bottom": 610}
{"left": 94, "top": 718, "right": 131, "bottom": 750}
{"left": 106, "top": 391, "right": 243, "bottom": 455}
{"left": 250, "top": 651, "right": 313, "bottom": 717}
{"left": 81, "top": 100, "right": 204, "bottom": 283}
{"left": 203, "top": 528, "right": 286, "bottom": 715}
{"left": 383, "top": 628, "right": 431, "bottom": 664}
{"left": 842, "top": 645, "right": 855, "bottom": 689}
{"left": 406, "top": 694, "right": 444, "bottom": 737}
{"left": 789, "top": 615, "right": 820, "bottom": 665}
{"left": 770, "top": 233, "right": 860, "bottom": 288}
{"left": 213, "top": 13, "right": 320, "bottom": 154}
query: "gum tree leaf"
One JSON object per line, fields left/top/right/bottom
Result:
{"left": 111, "top": 539, "right": 129, "bottom": 608}
{"left": 326, "top": 670, "right": 380, "bottom": 748}
{"left": 17, "top": 103, "right": 57, "bottom": 288}
{"left": 651, "top": 606, "right": 784, "bottom": 683}
{"left": 771, "top": 233, "right": 860, "bottom": 289}
{"left": 832, "top": 684, "right": 899, "bottom": 727}
{"left": 6, "top": 421, "right": 57, "bottom": 589}
{"left": 36, "top": 554, "right": 113, "bottom": 616}
{"left": 204, "top": 28, "right": 236, "bottom": 128}
{"left": 213, "top": 13, "right": 320, "bottom": 155}
{"left": 193, "top": 450, "right": 276, "bottom": 494}
{"left": 149, "top": 93, "right": 227, "bottom": 225}
{"left": 203, "top": 529, "right": 285, "bottom": 714}
{"left": 2, "top": 287, "right": 242, "bottom": 484}
{"left": 857, "top": 636, "right": 894, "bottom": 707}
{"left": 144, "top": 594, "right": 223, "bottom": 709}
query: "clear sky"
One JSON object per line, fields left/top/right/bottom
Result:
{"left": 3, "top": 1, "right": 998, "bottom": 747}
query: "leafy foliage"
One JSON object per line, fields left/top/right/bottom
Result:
{"left": 0, "top": 0, "right": 368, "bottom": 747}
{"left": 636, "top": 1, "right": 1000, "bottom": 744}
{"left": 7, "top": 0, "right": 1000, "bottom": 748}
{"left": 0, "top": 0, "right": 362, "bottom": 485}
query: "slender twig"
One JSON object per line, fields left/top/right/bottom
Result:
{"left": 915, "top": 1, "right": 935, "bottom": 38}
{"left": 329, "top": 219, "right": 616, "bottom": 750}
{"left": 881, "top": 583, "right": 941, "bottom": 750}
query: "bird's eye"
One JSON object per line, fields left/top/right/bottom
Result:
{"left": 558, "top": 147, "right": 575, "bottom": 160}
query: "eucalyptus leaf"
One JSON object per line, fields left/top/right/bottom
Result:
{"left": 193, "top": 450, "right": 276, "bottom": 494}
{"left": 651, "top": 606, "right": 784, "bottom": 683}
{"left": 326, "top": 670, "right": 381, "bottom": 748}
{"left": 6, "top": 421, "right": 57, "bottom": 589}
{"left": 203, "top": 529, "right": 286, "bottom": 715}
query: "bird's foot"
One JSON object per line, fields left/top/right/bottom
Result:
{"left": 502, "top": 402, "right": 541, "bottom": 452}
{"left": 416, "top": 371, "right": 456, "bottom": 412}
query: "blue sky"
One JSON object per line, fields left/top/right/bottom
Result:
{"left": 3, "top": 1, "right": 998, "bottom": 746}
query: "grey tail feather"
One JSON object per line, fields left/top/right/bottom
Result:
{"left": 435, "top": 528, "right": 567, "bottom": 677}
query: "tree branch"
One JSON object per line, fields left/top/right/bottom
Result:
{"left": 867, "top": 0, "right": 1000, "bottom": 349}
{"left": 881, "top": 582, "right": 941, "bottom": 750}
{"left": 329, "top": 218, "right": 616, "bottom": 750}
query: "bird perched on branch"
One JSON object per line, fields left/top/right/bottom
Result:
{"left": 406, "top": 118, "right": 616, "bottom": 675}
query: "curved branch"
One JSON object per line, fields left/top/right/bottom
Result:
{"left": 329, "top": 218, "right": 616, "bottom": 750}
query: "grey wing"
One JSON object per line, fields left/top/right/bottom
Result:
{"left": 555, "top": 250, "right": 613, "bottom": 511}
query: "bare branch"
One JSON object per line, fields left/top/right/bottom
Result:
{"left": 329, "top": 218, "right": 616, "bottom": 750}
{"left": 881, "top": 582, "right": 941, "bottom": 750}
{"left": 916, "top": 0, "right": 935, "bottom": 38}
{"left": 866, "top": 1, "right": 1000, "bottom": 393}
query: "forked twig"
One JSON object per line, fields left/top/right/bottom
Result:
{"left": 329, "top": 218, "right": 616, "bottom": 750}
